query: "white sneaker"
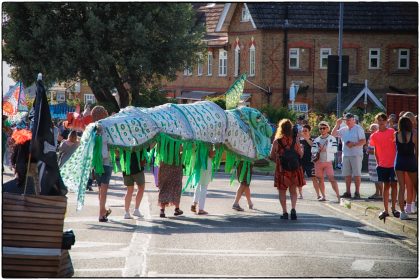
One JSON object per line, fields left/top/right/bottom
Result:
{"left": 133, "top": 209, "right": 142, "bottom": 217}
{"left": 404, "top": 204, "right": 412, "bottom": 214}
{"left": 411, "top": 203, "right": 417, "bottom": 214}
{"left": 124, "top": 212, "right": 133, "bottom": 219}
{"left": 400, "top": 211, "right": 409, "bottom": 220}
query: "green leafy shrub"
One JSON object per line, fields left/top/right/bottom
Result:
{"left": 260, "top": 105, "right": 297, "bottom": 125}
{"left": 206, "top": 95, "right": 226, "bottom": 110}
{"left": 308, "top": 112, "right": 338, "bottom": 136}
{"left": 361, "top": 108, "right": 385, "bottom": 131}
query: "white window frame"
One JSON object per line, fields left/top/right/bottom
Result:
{"left": 56, "top": 91, "right": 65, "bottom": 102}
{"left": 218, "top": 49, "right": 227, "bottom": 77}
{"left": 234, "top": 45, "right": 240, "bottom": 77}
{"left": 289, "top": 48, "right": 299, "bottom": 69}
{"left": 207, "top": 52, "right": 213, "bottom": 76}
{"left": 368, "top": 48, "right": 380, "bottom": 69}
{"left": 288, "top": 102, "right": 308, "bottom": 113}
{"left": 398, "top": 49, "right": 410, "bottom": 69}
{"left": 241, "top": 7, "right": 250, "bottom": 22}
{"left": 197, "top": 54, "right": 203, "bottom": 76}
{"left": 249, "top": 45, "right": 256, "bottom": 77}
{"left": 320, "top": 48, "right": 331, "bottom": 69}
{"left": 84, "top": 93, "right": 95, "bottom": 104}
{"left": 183, "top": 66, "right": 192, "bottom": 76}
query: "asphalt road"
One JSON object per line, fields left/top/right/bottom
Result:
{"left": 2, "top": 169, "right": 418, "bottom": 277}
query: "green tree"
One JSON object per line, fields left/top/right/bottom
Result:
{"left": 3, "top": 3, "right": 205, "bottom": 110}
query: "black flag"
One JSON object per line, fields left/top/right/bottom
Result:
{"left": 30, "top": 76, "right": 67, "bottom": 195}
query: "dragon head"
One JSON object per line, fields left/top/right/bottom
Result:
{"left": 236, "top": 107, "right": 273, "bottom": 159}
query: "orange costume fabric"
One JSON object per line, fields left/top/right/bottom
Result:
{"left": 270, "top": 136, "right": 306, "bottom": 190}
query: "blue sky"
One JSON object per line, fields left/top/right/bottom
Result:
{"left": 2, "top": 61, "right": 16, "bottom": 95}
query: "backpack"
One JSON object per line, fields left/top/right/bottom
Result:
{"left": 278, "top": 137, "right": 300, "bottom": 171}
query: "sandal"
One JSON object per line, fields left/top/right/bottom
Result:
{"left": 280, "top": 212, "right": 289, "bottom": 220}
{"left": 174, "top": 208, "right": 183, "bottom": 216}
{"left": 392, "top": 209, "right": 400, "bottom": 218}
{"left": 378, "top": 211, "right": 389, "bottom": 222}
{"left": 99, "top": 216, "right": 108, "bottom": 222}
{"left": 290, "top": 209, "right": 297, "bottom": 220}
{"left": 159, "top": 209, "right": 166, "bottom": 218}
{"left": 197, "top": 210, "right": 208, "bottom": 215}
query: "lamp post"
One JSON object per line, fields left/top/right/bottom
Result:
{"left": 337, "top": 2, "right": 344, "bottom": 117}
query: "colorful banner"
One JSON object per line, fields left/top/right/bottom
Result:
{"left": 225, "top": 73, "right": 246, "bottom": 110}
{"left": 2, "top": 82, "right": 28, "bottom": 116}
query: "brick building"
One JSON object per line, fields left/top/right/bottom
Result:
{"left": 163, "top": 2, "right": 418, "bottom": 113}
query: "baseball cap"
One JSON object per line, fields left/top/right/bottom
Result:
{"left": 318, "top": 121, "right": 330, "bottom": 129}
{"left": 344, "top": 113, "right": 354, "bottom": 119}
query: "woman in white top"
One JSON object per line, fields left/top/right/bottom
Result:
{"left": 311, "top": 121, "right": 340, "bottom": 202}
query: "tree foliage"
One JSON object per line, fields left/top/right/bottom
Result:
{"left": 2, "top": 3, "right": 205, "bottom": 110}
{"left": 260, "top": 105, "right": 297, "bottom": 125}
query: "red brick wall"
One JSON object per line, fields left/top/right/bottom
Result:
{"left": 163, "top": 4, "right": 418, "bottom": 111}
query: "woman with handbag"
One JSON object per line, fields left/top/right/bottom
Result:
{"left": 311, "top": 121, "right": 340, "bottom": 202}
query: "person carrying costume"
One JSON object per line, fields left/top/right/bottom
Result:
{"left": 158, "top": 143, "right": 184, "bottom": 218}
{"left": 91, "top": 105, "right": 113, "bottom": 222}
{"left": 232, "top": 160, "right": 254, "bottom": 212}
{"left": 191, "top": 146, "right": 216, "bottom": 215}
{"left": 121, "top": 150, "right": 146, "bottom": 219}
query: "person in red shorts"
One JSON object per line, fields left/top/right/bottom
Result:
{"left": 369, "top": 112, "right": 399, "bottom": 221}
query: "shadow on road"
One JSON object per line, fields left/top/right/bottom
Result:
{"left": 84, "top": 211, "right": 409, "bottom": 243}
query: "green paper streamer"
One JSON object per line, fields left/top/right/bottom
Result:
{"left": 92, "top": 134, "right": 104, "bottom": 175}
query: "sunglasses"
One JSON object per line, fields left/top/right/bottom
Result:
{"left": 319, "top": 126, "right": 328, "bottom": 130}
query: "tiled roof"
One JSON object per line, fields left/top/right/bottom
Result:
{"left": 246, "top": 2, "right": 418, "bottom": 31}
{"left": 194, "top": 3, "right": 227, "bottom": 36}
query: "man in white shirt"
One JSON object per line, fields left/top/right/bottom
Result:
{"left": 332, "top": 113, "right": 366, "bottom": 199}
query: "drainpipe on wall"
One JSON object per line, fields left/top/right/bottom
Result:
{"left": 282, "top": 4, "right": 289, "bottom": 107}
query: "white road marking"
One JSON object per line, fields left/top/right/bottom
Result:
{"left": 329, "top": 226, "right": 377, "bottom": 240}
{"left": 122, "top": 193, "right": 152, "bottom": 277}
{"left": 146, "top": 247, "right": 416, "bottom": 263}
{"left": 351, "top": 259, "right": 375, "bottom": 271}
{"left": 326, "top": 240, "right": 396, "bottom": 246}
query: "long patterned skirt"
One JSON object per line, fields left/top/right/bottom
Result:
{"left": 158, "top": 163, "right": 183, "bottom": 206}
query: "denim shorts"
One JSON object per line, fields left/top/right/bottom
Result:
{"left": 376, "top": 166, "right": 397, "bottom": 183}
{"left": 95, "top": 165, "right": 113, "bottom": 186}
{"left": 302, "top": 162, "right": 315, "bottom": 178}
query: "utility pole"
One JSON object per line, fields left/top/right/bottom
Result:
{"left": 337, "top": 2, "right": 344, "bottom": 117}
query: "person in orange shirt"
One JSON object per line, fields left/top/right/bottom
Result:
{"left": 369, "top": 113, "right": 399, "bottom": 221}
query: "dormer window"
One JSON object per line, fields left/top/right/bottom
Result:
{"left": 241, "top": 7, "right": 250, "bottom": 22}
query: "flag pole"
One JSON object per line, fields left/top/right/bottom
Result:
{"left": 23, "top": 153, "right": 32, "bottom": 195}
